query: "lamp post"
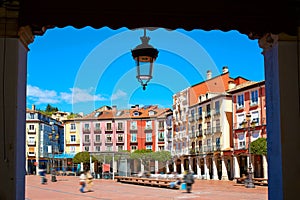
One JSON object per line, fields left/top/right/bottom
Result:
{"left": 49, "top": 123, "right": 59, "bottom": 182}
{"left": 245, "top": 113, "right": 255, "bottom": 188}
{"left": 131, "top": 28, "right": 159, "bottom": 90}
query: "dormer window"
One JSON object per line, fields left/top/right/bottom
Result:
{"left": 148, "top": 110, "right": 155, "bottom": 116}
{"left": 133, "top": 111, "right": 140, "bottom": 116}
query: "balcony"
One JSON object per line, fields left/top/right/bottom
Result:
{"left": 158, "top": 137, "right": 164, "bottom": 142}
{"left": 117, "top": 139, "right": 124, "bottom": 143}
{"left": 94, "top": 141, "right": 102, "bottom": 145}
{"left": 83, "top": 140, "right": 91, "bottom": 146}
{"left": 27, "top": 140, "right": 36, "bottom": 146}
{"left": 82, "top": 128, "right": 90, "bottom": 134}
{"left": 213, "top": 126, "right": 221, "bottom": 133}
{"left": 27, "top": 128, "right": 36, "bottom": 134}
{"left": 94, "top": 128, "right": 101, "bottom": 134}
{"left": 27, "top": 152, "right": 36, "bottom": 156}
{"left": 66, "top": 139, "right": 80, "bottom": 144}
{"left": 204, "top": 128, "right": 212, "bottom": 135}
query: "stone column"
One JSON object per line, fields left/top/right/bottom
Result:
{"left": 166, "top": 161, "right": 170, "bottom": 174}
{"left": 212, "top": 157, "right": 218, "bottom": 180}
{"left": 233, "top": 155, "right": 240, "bottom": 178}
{"left": 173, "top": 161, "right": 177, "bottom": 173}
{"left": 0, "top": 23, "right": 34, "bottom": 200}
{"left": 188, "top": 156, "right": 192, "bottom": 171}
{"left": 258, "top": 30, "right": 300, "bottom": 200}
{"left": 262, "top": 155, "right": 268, "bottom": 180}
{"left": 204, "top": 157, "right": 210, "bottom": 180}
{"left": 221, "top": 157, "right": 228, "bottom": 180}
{"left": 197, "top": 158, "right": 201, "bottom": 178}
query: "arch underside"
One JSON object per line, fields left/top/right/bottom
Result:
{"left": 17, "top": 0, "right": 300, "bottom": 37}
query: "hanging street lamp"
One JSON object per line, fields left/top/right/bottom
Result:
{"left": 131, "top": 28, "right": 159, "bottom": 90}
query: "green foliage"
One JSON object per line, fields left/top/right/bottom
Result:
{"left": 130, "top": 149, "right": 153, "bottom": 171}
{"left": 152, "top": 151, "right": 172, "bottom": 163}
{"left": 38, "top": 104, "right": 59, "bottom": 116}
{"left": 73, "top": 151, "right": 97, "bottom": 164}
{"left": 250, "top": 138, "right": 267, "bottom": 156}
{"left": 67, "top": 112, "right": 82, "bottom": 119}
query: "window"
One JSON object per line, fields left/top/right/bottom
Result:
{"left": 28, "top": 136, "right": 35, "bottom": 145}
{"left": 158, "top": 121, "right": 164, "bottom": 129}
{"left": 70, "top": 123, "right": 76, "bottom": 131}
{"left": 238, "top": 133, "right": 246, "bottom": 149}
{"left": 207, "top": 139, "right": 212, "bottom": 151}
{"left": 251, "top": 111, "right": 260, "bottom": 125}
{"left": 106, "top": 145, "right": 112, "bottom": 151}
{"left": 95, "top": 146, "right": 101, "bottom": 152}
{"left": 29, "top": 113, "right": 35, "bottom": 119}
{"left": 198, "top": 107, "right": 202, "bottom": 118}
{"left": 131, "top": 121, "right": 137, "bottom": 130}
{"left": 106, "top": 123, "right": 112, "bottom": 130}
{"left": 131, "top": 145, "right": 137, "bottom": 151}
{"left": 131, "top": 133, "right": 137, "bottom": 142}
{"left": 158, "top": 146, "right": 164, "bottom": 151}
{"left": 215, "top": 137, "right": 220, "bottom": 150}
{"left": 70, "top": 146, "right": 76, "bottom": 153}
{"left": 250, "top": 90, "right": 259, "bottom": 106}
{"left": 237, "top": 94, "right": 244, "bottom": 109}
{"left": 133, "top": 111, "right": 139, "bottom": 116}
{"left": 84, "top": 135, "right": 90, "bottom": 143}
{"left": 237, "top": 114, "right": 245, "bottom": 128}
{"left": 95, "top": 134, "right": 101, "bottom": 142}
{"left": 146, "top": 133, "right": 152, "bottom": 142}
{"left": 158, "top": 132, "right": 164, "bottom": 140}
{"left": 207, "top": 122, "right": 211, "bottom": 134}
{"left": 84, "top": 146, "right": 89, "bottom": 151}
{"left": 106, "top": 134, "right": 112, "bottom": 142}
{"left": 198, "top": 124, "right": 202, "bottom": 136}
{"left": 215, "top": 119, "right": 220, "bottom": 132}
{"left": 29, "top": 125, "right": 35, "bottom": 130}
{"left": 206, "top": 104, "right": 211, "bottom": 117}
{"left": 118, "top": 145, "right": 124, "bottom": 151}
{"left": 84, "top": 123, "right": 90, "bottom": 131}
{"left": 215, "top": 101, "right": 220, "bottom": 114}
{"left": 117, "top": 134, "right": 123, "bottom": 142}
{"left": 146, "top": 121, "right": 152, "bottom": 129}
{"left": 95, "top": 123, "right": 101, "bottom": 131}
{"left": 252, "top": 130, "right": 260, "bottom": 139}
{"left": 146, "top": 145, "right": 152, "bottom": 150}
{"left": 70, "top": 135, "right": 76, "bottom": 143}
{"left": 191, "top": 126, "right": 195, "bottom": 136}
{"left": 117, "top": 122, "right": 123, "bottom": 130}
{"left": 191, "top": 109, "right": 195, "bottom": 119}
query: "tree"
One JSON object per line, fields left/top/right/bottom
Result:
{"left": 73, "top": 152, "right": 97, "bottom": 170}
{"left": 250, "top": 138, "right": 267, "bottom": 156}
{"left": 130, "top": 149, "right": 153, "bottom": 172}
{"left": 152, "top": 150, "right": 172, "bottom": 171}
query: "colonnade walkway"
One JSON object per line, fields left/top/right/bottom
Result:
{"left": 25, "top": 175, "right": 267, "bottom": 200}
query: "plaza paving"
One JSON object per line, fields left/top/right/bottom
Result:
{"left": 25, "top": 175, "right": 268, "bottom": 200}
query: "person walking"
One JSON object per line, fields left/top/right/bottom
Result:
{"left": 79, "top": 171, "right": 87, "bottom": 193}
{"left": 183, "top": 170, "right": 195, "bottom": 193}
{"left": 86, "top": 170, "right": 94, "bottom": 192}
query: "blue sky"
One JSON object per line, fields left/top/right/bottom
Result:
{"left": 27, "top": 27, "right": 264, "bottom": 115}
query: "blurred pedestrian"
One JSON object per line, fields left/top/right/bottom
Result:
{"left": 39, "top": 168, "right": 47, "bottom": 184}
{"left": 183, "top": 170, "right": 194, "bottom": 193}
{"left": 79, "top": 171, "right": 86, "bottom": 193}
{"left": 86, "top": 169, "right": 94, "bottom": 192}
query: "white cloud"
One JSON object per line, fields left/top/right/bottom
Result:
{"left": 27, "top": 85, "right": 60, "bottom": 104}
{"left": 27, "top": 85, "right": 107, "bottom": 105}
{"left": 60, "top": 87, "right": 107, "bottom": 104}
{"left": 111, "top": 89, "right": 127, "bottom": 100}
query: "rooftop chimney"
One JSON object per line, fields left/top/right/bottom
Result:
{"left": 222, "top": 66, "right": 229, "bottom": 74}
{"left": 32, "top": 104, "right": 36, "bottom": 111}
{"left": 112, "top": 105, "right": 117, "bottom": 111}
{"left": 206, "top": 70, "right": 212, "bottom": 80}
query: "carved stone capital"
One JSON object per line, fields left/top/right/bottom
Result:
{"left": 258, "top": 33, "right": 278, "bottom": 54}
{"left": 18, "top": 26, "right": 34, "bottom": 49}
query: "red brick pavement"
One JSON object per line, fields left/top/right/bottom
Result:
{"left": 25, "top": 175, "right": 268, "bottom": 200}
